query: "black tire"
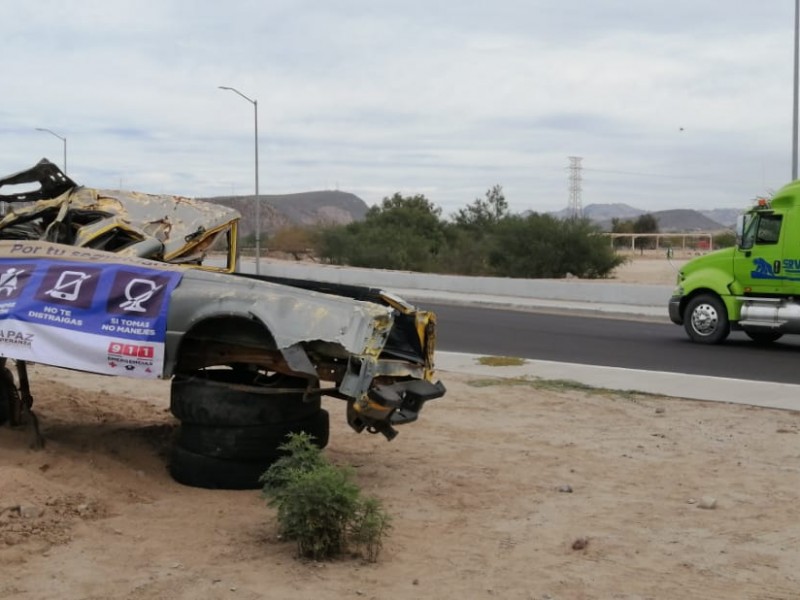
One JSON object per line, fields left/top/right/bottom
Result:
{"left": 744, "top": 330, "right": 784, "bottom": 344}
{"left": 176, "top": 410, "right": 330, "bottom": 460}
{"left": 170, "top": 369, "right": 320, "bottom": 426}
{"left": 0, "top": 396, "right": 7, "bottom": 427}
{"left": 684, "top": 293, "right": 730, "bottom": 344}
{"left": 168, "top": 445, "right": 273, "bottom": 490}
{"left": 0, "top": 367, "right": 18, "bottom": 426}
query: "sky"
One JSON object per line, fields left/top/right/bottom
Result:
{"left": 1, "top": 1, "right": 798, "bottom": 217}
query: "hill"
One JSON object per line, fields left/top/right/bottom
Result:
{"left": 199, "top": 190, "right": 369, "bottom": 237}
{"left": 552, "top": 203, "right": 738, "bottom": 232}
{"left": 650, "top": 209, "right": 730, "bottom": 232}
{"left": 700, "top": 207, "right": 742, "bottom": 228}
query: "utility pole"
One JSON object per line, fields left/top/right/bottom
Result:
{"left": 567, "top": 156, "right": 583, "bottom": 218}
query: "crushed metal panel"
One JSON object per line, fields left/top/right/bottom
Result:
{"left": 0, "top": 160, "right": 240, "bottom": 268}
{"left": 83, "top": 188, "right": 240, "bottom": 258}
{"left": 0, "top": 158, "right": 76, "bottom": 202}
{"left": 172, "top": 271, "right": 397, "bottom": 355}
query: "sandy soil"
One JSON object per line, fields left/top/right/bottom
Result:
{"left": 1, "top": 260, "right": 799, "bottom": 599}
{"left": 610, "top": 254, "right": 688, "bottom": 285}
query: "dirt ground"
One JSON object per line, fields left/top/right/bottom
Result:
{"left": 609, "top": 253, "right": 688, "bottom": 285}
{"left": 2, "top": 258, "right": 799, "bottom": 600}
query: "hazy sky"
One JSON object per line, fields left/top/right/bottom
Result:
{"left": 2, "top": 1, "right": 797, "bottom": 216}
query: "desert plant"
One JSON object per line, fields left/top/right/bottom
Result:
{"left": 271, "top": 463, "right": 360, "bottom": 559}
{"left": 349, "top": 496, "right": 392, "bottom": 562}
{"left": 259, "top": 431, "right": 328, "bottom": 493}
{"left": 261, "top": 432, "right": 392, "bottom": 561}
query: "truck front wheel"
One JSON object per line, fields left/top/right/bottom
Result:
{"left": 684, "top": 294, "right": 730, "bottom": 344}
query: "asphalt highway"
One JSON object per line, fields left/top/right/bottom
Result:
{"left": 425, "top": 302, "right": 800, "bottom": 385}
{"left": 417, "top": 300, "right": 800, "bottom": 411}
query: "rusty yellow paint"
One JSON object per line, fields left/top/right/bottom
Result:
{"left": 164, "top": 219, "right": 239, "bottom": 273}
{"left": 352, "top": 395, "right": 392, "bottom": 420}
{"left": 362, "top": 312, "right": 394, "bottom": 358}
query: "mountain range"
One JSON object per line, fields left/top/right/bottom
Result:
{"left": 551, "top": 204, "right": 740, "bottom": 232}
{"left": 198, "top": 191, "right": 369, "bottom": 238}
{"left": 200, "top": 191, "right": 740, "bottom": 236}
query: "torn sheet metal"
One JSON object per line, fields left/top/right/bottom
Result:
{"left": 0, "top": 159, "right": 240, "bottom": 269}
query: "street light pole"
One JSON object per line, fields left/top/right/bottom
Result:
{"left": 219, "top": 85, "right": 261, "bottom": 274}
{"left": 35, "top": 127, "right": 67, "bottom": 174}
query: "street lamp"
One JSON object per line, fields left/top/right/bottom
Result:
{"left": 35, "top": 127, "right": 67, "bottom": 174}
{"left": 219, "top": 85, "right": 261, "bottom": 274}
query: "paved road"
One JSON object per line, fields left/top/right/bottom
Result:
{"left": 424, "top": 302, "right": 800, "bottom": 385}
{"left": 419, "top": 300, "right": 800, "bottom": 411}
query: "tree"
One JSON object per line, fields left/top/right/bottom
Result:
{"left": 268, "top": 226, "right": 316, "bottom": 260}
{"left": 443, "top": 186, "right": 509, "bottom": 275}
{"left": 488, "top": 214, "right": 624, "bottom": 278}
{"left": 610, "top": 217, "right": 634, "bottom": 234}
{"left": 633, "top": 213, "right": 659, "bottom": 234}
{"left": 611, "top": 214, "right": 659, "bottom": 251}
{"left": 315, "top": 193, "right": 447, "bottom": 271}
{"left": 436, "top": 226, "right": 493, "bottom": 275}
{"left": 316, "top": 189, "right": 624, "bottom": 278}
{"left": 633, "top": 213, "right": 659, "bottom": 250}
{"left": 452, "top": 185, "right": 508, "bottom": 230}
{"left": 314, "top": 225, "right": 351, "bottom": 265}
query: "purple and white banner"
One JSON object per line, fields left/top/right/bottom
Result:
{"left": 0, "top": 257, "right": 182, "bottom": 378}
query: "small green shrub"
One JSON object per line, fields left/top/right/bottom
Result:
{"left": 349, "top": 496, "right": 392, "bottom": 562}
{"left": 272, "top": 464, "right": 360, "bottom": 559}
{"left": 259, "top": 431, "right": 327, "bottom": 493}
{"left": 261, "top": 432, "right": 392, "bottom": 561}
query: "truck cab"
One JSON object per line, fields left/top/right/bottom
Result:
{"left": 669, "top": 182, "right": 800, "bottom": 344}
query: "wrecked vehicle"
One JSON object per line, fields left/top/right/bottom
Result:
{"left": 0, "top": 159, "right": 445, "bottom": 488}
{"left": 0, "top": 158, "right": 240, "bottom": 271}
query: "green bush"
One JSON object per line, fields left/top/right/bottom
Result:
{"left": 259, "top": 431, "right": 328, "bottom": 492}
{"left": 487, "top": 214, "right": 624, "bottom": 278}
{"left": 349, "top": 496, "right": 391, "bottom": 562}
{"left": 261, "top": 432, "right": 392, "bottom": 561}
{"left": 271, "top": 464, "right": 360, "bottom": 559}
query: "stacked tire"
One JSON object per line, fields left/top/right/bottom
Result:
{"left": 0, "top": 367, "right": 20, "bottom": 426}
{"left": 168, "top": 369, "right": 328, "bottom": 489}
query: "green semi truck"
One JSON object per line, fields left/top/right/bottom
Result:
{"left": 669, "top": 182, "right": 800, "bottom": 344}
